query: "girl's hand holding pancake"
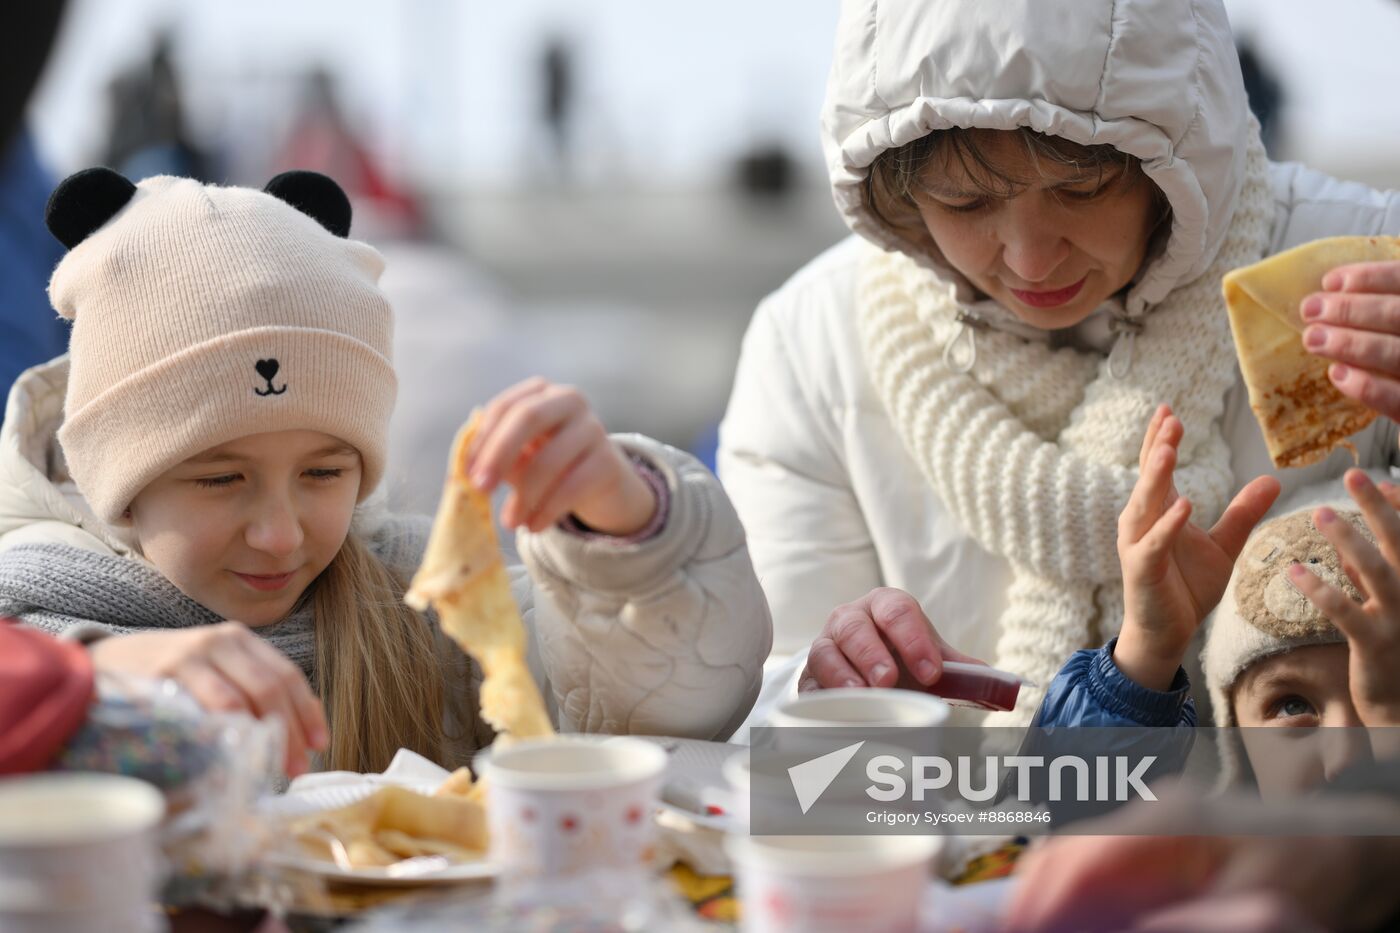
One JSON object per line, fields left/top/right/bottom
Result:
{"left": 1290, "top": 470, "right": 1400, "bottom": 728}
{"left": 465, "top": 378, "right": 658, "bottom": 536}
{"left": 1302, "top": 261, "right": 1400, "bottom": 422}
{"left": 89, "top": 621, "right": 328, "bottom": 777}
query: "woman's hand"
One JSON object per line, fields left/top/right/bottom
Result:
{"left": 465, "top": 378, "right": 657, "bottom": 536}
{"left": 1301, "top": 260, "right": 1400, "bottom": 422}
{"left": 89, "top": 622, "right": 328, "bottom": 777}
{"left": 1288, "top": 469, "right": 1400, "bottom": 728}
{"left": 1114, "top": 405, "right": 1280, "bottom": 691}
{"left": 798, "top": 587, "right": 985, "bottom": 693}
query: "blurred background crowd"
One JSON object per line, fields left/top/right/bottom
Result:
{"left": 6, "top": 0, "right": 1400, "bottom": 514}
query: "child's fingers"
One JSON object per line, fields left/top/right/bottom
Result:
{"left": 1313, "top": 507, "right": 1400, "bottom": 612}
{"left": 466, "top": 377, "right": 548, "bottom": 467}
{"left": 1207, "top": 475, "right": 1282, "bottom": 561}
{"left": 471, "top": 386, "right": 586, "bottom": 491}
{"left": 522, "top": 444, "right": 612, "bottom": 532}
{"left": 1344, "top": 470, "right": 1400, "bottom": 570}
{"left": 1120, "top": 437, "right": 1177, "bottom": 545}
{"left": 208, "top": 638, "right": 319, "bottom": 779}
{"left": 1341, "top": 559, "right": 1370, "bottom": 600}
{"left": 1138, "top": 404, "right": 1171, "bottom": 472}
{"left": 1133, "top": 497, "right": 1193, "bottom": 573}
{"left": 804, "top": 635, "right": 865, "bottom": 690}
{"left": 1288, "top": 563, "right": 1373, "bottom": 646}
{"left": 1377, "top": 480, "right": 1400, "bottom": 512}
{"left": 503, "top": 415, "right": 600, "bottom": 527}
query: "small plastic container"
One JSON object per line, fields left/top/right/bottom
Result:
{"left": 925, "top": 661, "right": 1024, "bottom": 711}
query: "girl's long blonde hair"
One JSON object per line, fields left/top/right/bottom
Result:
{"left": 311, "top": 532, "right": 461, "bottom": 773}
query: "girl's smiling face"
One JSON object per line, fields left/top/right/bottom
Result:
{"left": 911, "top": 129, "right": 1163, "bottom": 330}
{"left": 1233, "top": 644, "right": 1372, "bottom": 796}
{"left": 127, "top": 430, "right": 362, "bottom": 627}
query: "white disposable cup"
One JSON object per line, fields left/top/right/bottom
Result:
{"left": 479, "top": 736, "right": 667, "bottom": 880}
{"left": 769, "top": 688, "right": 950, "bottom": 730}
{"left": 726, "top": 834, "right": 939, "bottom": 933}
{"left": 764, "top": 688, "right": 949, "bottom": 758}
{"left": 0, "top": 773, "right": 167, "bottom": 933}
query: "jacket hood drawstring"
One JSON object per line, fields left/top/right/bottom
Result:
{"left": 943, "top": 304, "right": 1147, "bottom": 378}
{"left": 1107, "top": 310, "right": 1146, "bottom": 379}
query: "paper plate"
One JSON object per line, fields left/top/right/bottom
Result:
{"left": 259, "top": 782, "right": 495, "bottom": 886}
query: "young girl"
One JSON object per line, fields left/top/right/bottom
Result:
{"left": 0, "top": 168, "right": 772, "bottom": 776}
{"left": 725, "top": 0, "right": 1400, "bottom": 720}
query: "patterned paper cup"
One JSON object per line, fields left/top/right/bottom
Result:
{"left": 726, "top": 834, "right": 940, "bottom": 933}
{"left": 479, "top": 736, "right": 668, "bottom": 880}
{"left": 0, "top": 773, "right": 166, "bottom": 933}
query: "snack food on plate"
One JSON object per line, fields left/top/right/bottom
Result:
{"left": 1223, "top": 236, "right": 1400, "bottom": 467}
{"left": 405, "top": 413, "right": 554, "bottom": 742}
{"left": 292, "top": 783, "right": 489, "bottom": 869}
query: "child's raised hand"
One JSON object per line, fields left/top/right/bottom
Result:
{"left": 1288, "top": 470, "right": 1400, "bottom": 728}
{"left": 464, "top": 378, "right": 658, "bottom": 536}
{"left": 88, "top": 622, "right": 328, "bottom": 777}
{"left": 1115, "top": 405, "right": 1281, "bottom": 691}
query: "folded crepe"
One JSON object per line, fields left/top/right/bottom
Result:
{"left": 1223, "top": 236, "right": 1400, "bottom": 468}
{"left": 405, "top": 413, "right": 554, "bottom": 743}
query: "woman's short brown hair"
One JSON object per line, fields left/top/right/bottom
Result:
{"left": 865, "top": 127, "right": 1172, "bottom": 244}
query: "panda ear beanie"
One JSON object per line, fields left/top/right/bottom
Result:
{"left": 45, "top": 170, "right": 398, "bottom": 523}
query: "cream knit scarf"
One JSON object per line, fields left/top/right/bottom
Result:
{"left": 857, "top": 132, "right": 1273, "bottom": 723}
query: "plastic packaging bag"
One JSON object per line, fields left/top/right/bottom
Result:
{"left": 52, "top": 672, "right": 283, "bottom": 904}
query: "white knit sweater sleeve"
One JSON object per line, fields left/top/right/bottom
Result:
{"left": 514, "top": 434, "right": 772, "bottom": 741}
{"left": 717, "top": 296, "right": 885, "bottom": 659}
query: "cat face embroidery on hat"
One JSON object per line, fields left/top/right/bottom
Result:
{"left": 254, "top": 358, "right": 286, "bottom": 397}
{"left": 1232, "top": 510, "right": 1371, "bottom": 640}
{"left": 45, "top": 166, "right": 398, "bottom": 524}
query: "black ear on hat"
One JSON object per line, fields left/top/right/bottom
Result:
{"left": 263, "top": 171, "right": 352, "bottom": 237}
{"left": 45, "top": 167, "right": 138, "bottom": 249}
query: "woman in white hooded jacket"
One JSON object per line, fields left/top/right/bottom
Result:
{"left": 721, "top": 0, "right": 1400, "bottom": 722}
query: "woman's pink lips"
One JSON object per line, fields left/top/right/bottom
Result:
{"left": 1008, "top": 276, "right": 1088, "bottom": 309}
{"left": 233, "top": 571, "right": 295, "bottom": 592}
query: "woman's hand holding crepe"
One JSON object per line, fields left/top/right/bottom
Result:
{"left": 1302, "top": 260, "right": 1400, "bottom": 423}
{"left": 1115, "top": 405, "right": 1280, "bottom": 691}
{"left": 463, "top": 378, "right": 657, "bottom": 536}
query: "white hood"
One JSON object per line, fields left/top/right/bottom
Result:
{"left": 822, "top": 0, "right": 1252, "bottom": 315}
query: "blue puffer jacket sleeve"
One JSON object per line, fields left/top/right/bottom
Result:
{"left": 1033, "top": 638, "right": 1197, "bottom": 728}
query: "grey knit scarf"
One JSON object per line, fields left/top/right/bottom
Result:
{"left": 0, "top": 543, "right": 319, "bottom": 678}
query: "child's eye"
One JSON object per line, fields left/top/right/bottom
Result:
{"left": 1271, "top": 695, "right": 1318, "bottom": 721}
{"left": 305, "top": 468, "right": 344, "bottom": 482}
{"left": 194, "top": 474, "right": 240, "bottom": 489}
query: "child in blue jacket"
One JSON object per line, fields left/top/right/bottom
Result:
{"left": 1034, "top": 405, "right": 1400, "bottom": 768}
